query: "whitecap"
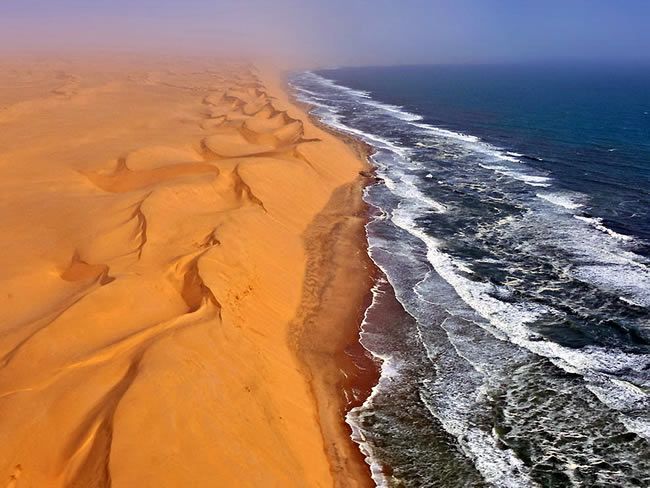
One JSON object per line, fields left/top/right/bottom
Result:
{"left": 363, "top": 99, "right": 423, "bottom": 121}
{"left": 409, "top": 122, "right": 481, "bottom": 143}
{"left": 518, "top": 174, "right": 552, "bottom": 186}
{"left": 478, "top": 164, "right": 552, "bottom": 187}
{"left": 574, "top": 215, "right": 633, "bottom": 241}
{"left": 391, "top": 205, "right": 650, "bottom": 417}
{"left": 381, "top": 170, "right": 447, "bottom": 213}
{"left": 536, "top": 192, "right": 584, "bottom": 210}
{"left": 305, "top": 71, "right": 372, "bottom": 99}
{"left": 292, "top": 67, "right": 650, "bottom": 448}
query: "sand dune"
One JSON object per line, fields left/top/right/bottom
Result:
{"left": 0, "top": 56, "right": 372, "bottom": 487}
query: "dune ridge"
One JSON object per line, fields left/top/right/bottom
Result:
{"left": 0, "top": 56, "right": 372, "bottom": 487}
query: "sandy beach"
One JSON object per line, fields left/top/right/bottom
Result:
{"left": 0, "top": 55, "right": 374, "bottom": 487}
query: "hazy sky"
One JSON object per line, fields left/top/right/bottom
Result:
{"left": 2, "top": 0, "right": 649, "bottom": 67}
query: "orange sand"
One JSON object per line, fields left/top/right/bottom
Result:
{"left": 0, "top": 56, "right": 373, "bottom": 487}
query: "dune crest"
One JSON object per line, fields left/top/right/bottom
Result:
{"left": 0, "top": 56, "right": 372, "bottom": 487}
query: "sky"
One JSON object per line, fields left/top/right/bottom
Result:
{"left": 1, "top": 0, "right": 649, "bottom": 67}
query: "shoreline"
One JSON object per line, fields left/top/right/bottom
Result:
{"left": 283, "top": 70, "right": 381, "bottom": 488}
{"left": 278, "top": 70, "right": 382, "bottom": 487}
{"left": 289, "top": 179, "right": 379, "bottom": 487}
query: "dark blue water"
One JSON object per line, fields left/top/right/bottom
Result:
{"left": 322, "top": 65, "right": 650, "bottom": 245}
{"left": 289, "top": 65, "right": 650, "bottom": 488}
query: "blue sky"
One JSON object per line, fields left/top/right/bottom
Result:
{"left": 1, "top": 0, "right": 649, "bottom": 66}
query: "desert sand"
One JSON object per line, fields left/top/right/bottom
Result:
{"left": 0, "top": 55, "right": 374, "bottom": 487}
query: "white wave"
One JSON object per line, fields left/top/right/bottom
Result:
{"left": 287, "top": 83, "right": 325, "bottom": 98}
{"left": 393, "top": 206, "right": 546, "bottom": 327}
{"left": 524, "top": 182, "right": 552, "bottom": 187}
{"left": 517, "top": 174, "right": 552, "bottom": 186}
{"left": 346, "top": 413, "right": 391, "bottom": 488}
{"left": 300, "top": 70, "right": 557, "bottom": 199}
{"left": 363, "top": 99, "right": 423, "bottom": 121}
{"left": 497, "top": 153, "right": 521, "bottom": 163}
{"left": 348, "top": 361, "right": 395, "bottom": 488}
{"left": 304, "top": 70, "right": 372, "bottom": 99}
{"left": 293, "top": 68, "right": 650, "bottom": 431}
{"left": 573, "top": 263, "right": 650, "bottom": 308}
{"left": 292, "top": 76, "right": 411, "bottom": 160}
{"left": 361, "top": 231, "right": 536, "bottom": 487}
{"left": 420, "top": 393, "right": 535, "bottom": 488}
{"left": 478, "top": 163, "right": 507, "bottom": 171}
{"left": 585, "top": 381, "right": 650, "bottom": 442}
{"left": 346, "top": 268, "right": 401, "bottom": 488}
{"left": 478, "top": 163, "right": 552, "bottom": 187}
{"left": 619, "top": 296, "right": 644, "bottom": 307}
{"left": 292, "top": 94, "right": 333, "bottom": 110}
{"left": 621, "top": 417, "right": 650, "bottom": 443}
{"left": 410, "top": 122, "right": 481, "bottom": 143}
{"left": 302, "top": 71, "right": 426, "bottom": 125}
{"left": 390, "top": 205, "right": 650, "bottom": 417}
{"left": 536, "top": 192, "right": 584, "bottom": 210}
{"left": 303, "top": 100, "right": 411, "bottom": 159}
{"left": 574, "top": 215, "right": 633, "bottom": 241}
{"left": 455, "top": 261, "right": 475, "bottom": 275}
{"left": 302, "top": 71, "right": 559, "bottom": 201}
{"left": 380, "top": 168, "right": 447, "bottom": 213}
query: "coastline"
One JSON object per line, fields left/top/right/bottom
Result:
{"left": 272, "top": 69, "right": 381, "bottom": 487}
{"left": 289, "top": 179, "right": 378, "bottom": 487}
{"left": 0, "top": 55, "right": 376, "bottom": 487}
{"left": 287, "top": 63, "right": 650, "bottom": 487}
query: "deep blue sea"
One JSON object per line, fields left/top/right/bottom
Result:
{"left": 289, "top": 64, "right": 650, "bottom": 488}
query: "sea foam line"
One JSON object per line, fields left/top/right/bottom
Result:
{"left": 574, "top": 215, "right": 633, "bottom": 241}
{"left": 295, "top": 67, "right": 650, "bottom": 381}
{"left": 292, "top": 67, "right": 650, "bottom": 447}
{"left": 345, "top": 238, "right": 405, "bottom": 488}
{"left": 294, "top": 65, "right": 650, "bottom": 394}
{"left": 297, "top": 70, "right": 555, "bottom": 192}
{"left": 536, "top": 192, "right": 584, "bottom": 210}
{"left": 390, "top": 205, "right": 650, "bottom": 419}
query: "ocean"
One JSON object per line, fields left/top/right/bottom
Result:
{"left": 289, "top": 64, "right": 650, "bottom": 488}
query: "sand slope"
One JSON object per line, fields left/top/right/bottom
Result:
{"left": 0, "top": 57, "right": 369, "bottom": 487}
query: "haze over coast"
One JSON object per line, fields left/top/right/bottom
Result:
{"left": 2, "top": 1, "right": 649, "bottom": 66}
{"left": 1, "top": 1, "right": 649, "bottom": 487}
